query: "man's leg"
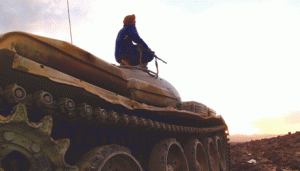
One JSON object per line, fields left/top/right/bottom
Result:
{"left": 141, "top": 51, "right": 154, "bottom": 63}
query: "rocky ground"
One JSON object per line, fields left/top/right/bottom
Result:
{"left": 230, "top": 131, "right": 300, "bottom": 171}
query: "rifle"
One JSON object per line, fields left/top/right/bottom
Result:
{"left": 148, "top": 49, "right": 167, "bottom": 64}
{"left": 136, "top": 45, "right": 166, "bottom": 77}
{"left": 153, "top": 54, "right": 167, "bottom": 64}
{"left": 137, "top": 44, "right": 167, "bottom": 64}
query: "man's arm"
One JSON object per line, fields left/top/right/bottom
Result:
{"left": 128, "top": 25, "right": 149, "bottom": 49}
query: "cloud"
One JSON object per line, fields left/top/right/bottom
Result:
{"left": 283, "top": 111, "right": 300, "bottom": 125}
{"left": 0, "top": 0, "right": 90, "bottom": 41}
{"left": 170, "top": 0, "right": 300, "bottom": 110}
{"left": 250, "top": 111, "right": 300, "bottom": 134}
{"left": 1, "top": 0, "right": 59, "bottom": 32}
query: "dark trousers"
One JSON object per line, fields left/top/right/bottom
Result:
{"left": 121, "top": 47, "right": 154, "bottom": 66}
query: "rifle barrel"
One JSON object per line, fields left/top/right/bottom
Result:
{"left": 154, "top": 55, "right": 167, "bottom": 64}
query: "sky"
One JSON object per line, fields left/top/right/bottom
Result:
{"left": 1, "top": 0, "right": 300, "bottom": 135}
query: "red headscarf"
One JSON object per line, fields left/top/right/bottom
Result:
{"left": 123, "top": 14, "right": 136, "bottom": 25}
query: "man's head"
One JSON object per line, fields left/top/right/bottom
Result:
{"left": 123, "top": 14, "right": 136, "bottom": 25}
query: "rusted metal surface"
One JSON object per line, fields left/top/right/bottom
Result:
{"left": 0, "top": 103, "right": 78, "bottom": 171}
{"left": 11, "top": 53, "right": 140, "bottom": 110}
{"left": 3, "top": 83, "right": 26, "bottom": 104}
{"left": 76, "top": 145, "right": 143, "bottom": 171}
{"left": 204, "top": 137, "right": 221, "bottom": 171}
{"left": 214, "top": 135, "right": 227, "bottom": 171}
{"left": 0, "top": 32, "right": 181, "bottom": 108}
{"left": 148, "top": 138, "right": 189, "bottom": 171}
{"left": 122, "top": 67, "right": 181, "bottom": 107}
{"left": 0, "top": 31, "right": 128, "bottom": 94}
{"left": 128, "top": 78, "right": 178, "bottom": 107}
{"left": 181, "top": 101, "right": 209, "bottom": 117}
{"left": 0, "top": 83, "right": 229, "bottom": 170}
{"left": 181, "top": 101, "right": 217, "bottom": 117}
{"left": 184, "top": 139, "right": 210, "bottom": 171}
{"left": 10, "top": 53, "right": 227, "bottom": 124}
{"left": 0, "top": 31, "right": 230, "bottom": 170}
{"left": 33, "top": 90, "right": 54, "bottom": 108}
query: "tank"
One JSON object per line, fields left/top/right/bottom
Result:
{"left": 0, "top": 31, "right": 230, "bottom": 171}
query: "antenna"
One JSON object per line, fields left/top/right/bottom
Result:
{"left": 67, "top": 0, "right": 73, "bottom": 44}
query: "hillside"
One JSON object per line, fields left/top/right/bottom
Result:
{"left": 229, "top": 134, "right": 281, "bottom": 142}
{"left": 228, "top": 134, "right": 278, "bottom": 142}
{"left": 230, "top": 132, "right": 300, "bottom": 170}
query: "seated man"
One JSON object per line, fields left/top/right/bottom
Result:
{"left": 115, "top": 14, "right": 154, "bottom": 67}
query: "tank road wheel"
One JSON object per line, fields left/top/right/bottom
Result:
{"left": 214, "top": 136, "right": 226, "bottom": 171}
{"left": 203, "top": 137, "right": 220, "bottom": 171}
{"left": 76, "top": 145, "right": 143, "bottom": 171}
{"left": 184, "top": 139, "right": 209, "bottom": 171}
{"left": 0, "top": 103, "right": 78, "bottom": 171}
{"left": 149, "top": 138, "right": 189, "bottom": 171}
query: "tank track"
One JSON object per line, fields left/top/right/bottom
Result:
{"left": 0, "top": 83, "right": 230, "bottom": 171}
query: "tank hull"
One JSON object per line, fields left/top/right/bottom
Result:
{"left": 0, "top": 31, "right": 181, "bottom": 108}
{"left": 0, "top": 32, "right": 230, "bottom": 171}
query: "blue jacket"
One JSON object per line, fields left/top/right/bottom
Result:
{"left": 115, "top": 24, "right": 149, "bottom": 63}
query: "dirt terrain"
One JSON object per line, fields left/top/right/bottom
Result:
{"left": 230, "top": 132, "right": 300, "bottom": 171}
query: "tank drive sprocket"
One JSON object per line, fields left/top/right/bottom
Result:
{"left": 0, "top": 103, "right": 78, "bottom": 171}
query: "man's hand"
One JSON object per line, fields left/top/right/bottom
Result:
{"left": 148, "top": 48, "right": 155, "bottom": 54}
